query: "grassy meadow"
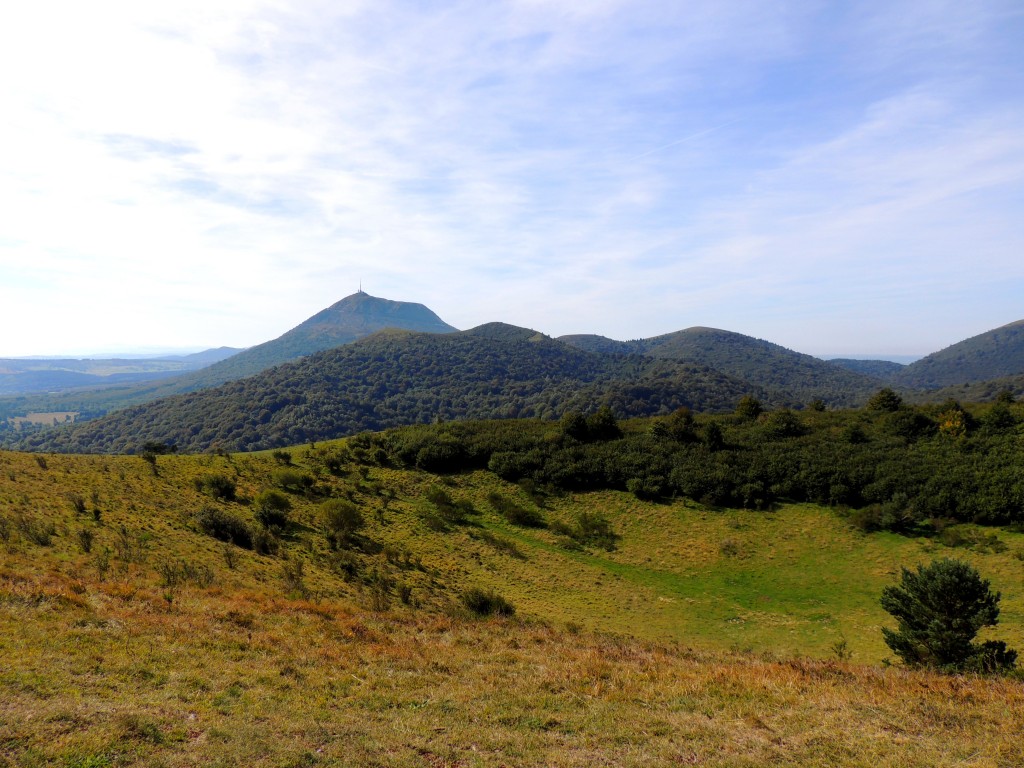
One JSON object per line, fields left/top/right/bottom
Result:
{"left": 2, "top": 441, "right": 1024, "bottom": 766}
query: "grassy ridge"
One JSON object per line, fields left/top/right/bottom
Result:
{"left": 3, "top": 443, "right": 1024, "bottom": 765}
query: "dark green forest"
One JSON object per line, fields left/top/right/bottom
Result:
{"left": 560, "top": 326, "right": 884, "bottom": 405}
{"left": 366, "top": 391, "right": 1024, "bottom": 532}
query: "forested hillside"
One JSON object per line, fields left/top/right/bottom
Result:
{"left": 560, "top": 327, "right": 883, "bottom": 406}
{"left": 827, "top": 358, "right": 906, "bottom": 380}
{"left": 15, "top": 327, "right": 770, "bottom": 454}
{"left": 894, "top": 319, "right": 1024, "bottom": 389}
{"left": 182, "top": 290, "right": 458, "bottom": 388}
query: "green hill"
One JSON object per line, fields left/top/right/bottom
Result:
{"left": 184, "top": 291, "right": 458, "bottom": 388}
{"left": 2, "top": 416, "right": 1024, "bottom": 765}
{"left": 893, "top": 319, "right": 1024, "bottom": 390}
{"left": 0, "top": 292, "right": 458, "bottom": 423}
{"left": 560, "top": 327, "right": 884, "bottom": 406}
{"left": 906, "top": 374, "right": 1024, "bottom": 404}
{"left": 557, "top": 333, "right": 635, "bottom": 355}
{"left": 17, "top": 328, "right": 770, "bottom": 454}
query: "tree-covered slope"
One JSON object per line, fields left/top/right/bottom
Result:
{"left": 185, "top": 291, "right": 458, "bottom": 388}
{"left": 561, "top": 327, "right": 884, "bottom": 406}
{"left": 556, "top": 333, "right": 636, "bottom": 355}
{"left": 826, "top": 358, "right": 906, "bottom": 380}
{"left": 20, "top": 328, "right": 770, "bottom": 454}
{"left": 893, "top": 319, "right": 1024, "bottom": 390}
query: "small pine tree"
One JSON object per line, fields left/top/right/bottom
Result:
{"left": 881, "top": 558, "right": 1016, "bottom": 673}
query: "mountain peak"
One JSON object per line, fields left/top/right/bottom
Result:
{"left": 165, "top": 293, "right": 457, "bottom": 391}
{"left": 297, "top": 292, "right": 457, "bottom": 340}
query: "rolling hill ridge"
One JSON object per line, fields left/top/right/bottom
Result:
{"left": 559, "top": 326, "right": 883, "bottom": 407}
{"left": 17, "top": 326, "right": 773, "bottom": 454}
{"left": 892, "top": 319, "right": 1024, "bottom": 390}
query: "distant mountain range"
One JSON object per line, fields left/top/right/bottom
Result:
{"left": 3, "top": 292, "right": 1023, "bottom": 454}
{"left": 0, "top": 347, "right": 241, "bottom": 396}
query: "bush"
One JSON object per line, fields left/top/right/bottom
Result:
{"left": 761, "top": 409, "right": 805, "bottom": 439}
{"left": 157, "top": 559, "right": 214, "bottom": 588}
{"left": 462, "top": 587, "right": 516, "bottom": 617}
{"left": 254, "top": 489, "right": 292, "bottom": 529}
{"left": 16, "top": 514, "right": 55, "bottom": 546}
{"left": 195, "top": 506, "right": 252, "bottom": 549}
{"left": 66, "top": 493, "right": 87, "bottom": 514}
{"left": 77, "top": 528, "right": 94, "bottom": 553}
{"left": 273, "top": 468, "right": 315, "bottom": 493}
{"left": 867, "top": 388, "right": 903, "bottom": 412}
{"left": 881, "top": 558, "right": 1017, "bottom": 673}
{"left": 414, "top": 436, "right": 470, "bottom": 473}
{"left": 309, "top": 445, "right": 351, "bottom": 475}
{"left": 549, "top": 512, "right": 619, "bottom": 551}
{"left": 576, "top": 511, "right": 618, "bottom": 551}
{"left": 735, "top": 395, "right": 763, "bottom": 420}
{"left": 321, "top": 499, "right": 364, "bottom": 547}
{"left": 194, "top": 473, "right": 237, "bottom": 501}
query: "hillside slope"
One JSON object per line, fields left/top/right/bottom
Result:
{"left": 2, "top": 437, "right": 1024, "bottom": 766}
{"left": 19, "top": 328, "right": 770, "bottom": 453}
{"left": 184, "top": 291, "right": 458, "bottom": 388}
{"left": 560, "top": 327, "right": 884, "bottom": 406}
{"left": 893, "top": 319, "right": 1024, "bottom": 390}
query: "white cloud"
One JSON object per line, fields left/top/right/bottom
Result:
{"left": 0, "top": 1, "right": 1022, "bottom": 356}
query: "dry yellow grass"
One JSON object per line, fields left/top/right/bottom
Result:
{"left": 3, "top": 563, "right": 1024, "bottom": 767}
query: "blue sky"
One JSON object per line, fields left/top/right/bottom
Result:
{"left": 1, "top": 1, "right": 1022, "bottom": 359}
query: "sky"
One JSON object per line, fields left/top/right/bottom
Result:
{"left": 1, "top": 1, "right": 1023, "bottom": 360}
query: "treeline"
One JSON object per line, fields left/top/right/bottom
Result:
{"left": 365, "top": 391, "right": 1024, "bottom": 531}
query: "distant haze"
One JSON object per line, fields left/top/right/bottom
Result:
{"left": 822, "top": 354, "right": 921, "bottom": 365}
{"left": 9, "top": 348, "right": 234, "bottom": 360}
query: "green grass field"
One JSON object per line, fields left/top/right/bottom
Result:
{"left": 2, "top": 442, "right": 1024, "bottom": 766}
